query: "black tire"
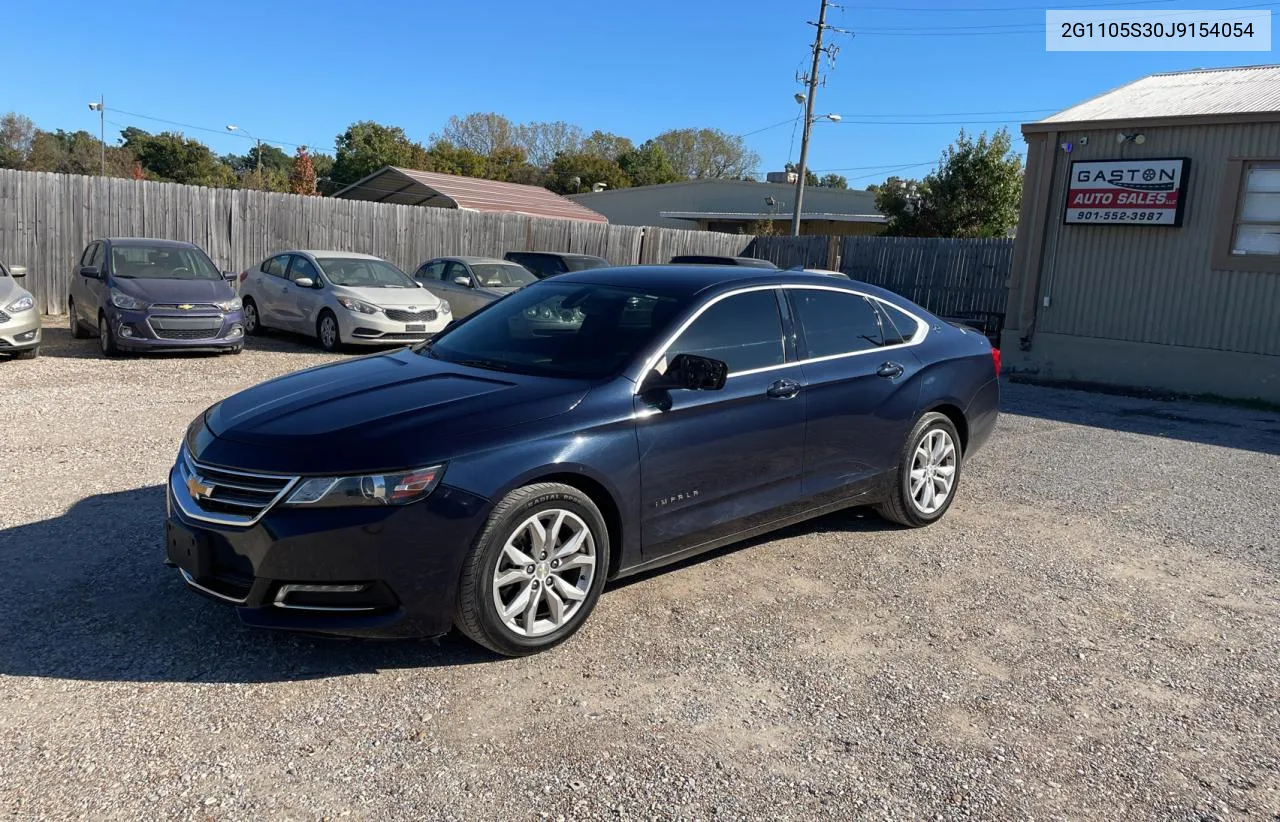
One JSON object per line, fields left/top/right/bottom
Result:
{"left": 69, "top": 300, "right": 90, "bottom": 339}
{"left": 242, "top": 297, "right": 264, "bottom": 336}
{"left": 455, "top": 482, "right": 610, "bottom": 657}
{"left": 225, "top": 345, "right": 244, "bottom": 355}
{"left": 875, "top": 411, "right": 963, "bottom": 528}
{"left": 98, "top": 313, "right": 121, "bottom": 358}
{"left": 316, "top": 310, "right": 342, "bottom": 352}
{"left": 13, "top": 347, "right": 38, "bottom": 360}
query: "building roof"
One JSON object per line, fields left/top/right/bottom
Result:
{"left": 568, "top": 178, "right": 883, "bottom": 229}
{"left": 1027, "top": 64, "right": 1280, "bottom": 132}
{"left": 332, "top": 166, "right": 608, "bottom": 223}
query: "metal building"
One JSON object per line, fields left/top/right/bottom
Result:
{"left": 1003, "top": 65, "right": 1280, "bottom": 403}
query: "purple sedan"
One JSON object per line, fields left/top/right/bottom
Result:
{"left": 68, "top": 238, "right": 246, "bottom": 357}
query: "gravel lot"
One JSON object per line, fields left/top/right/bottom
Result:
{"left": 2, "top": 319, "right": 1278, "bottom": 821}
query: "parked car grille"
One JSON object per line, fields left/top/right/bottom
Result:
{"left": 150, "top": 315, "right": 224, "bottom": 340}
{"left": 384, "top": 308, "right": 437, "bottom": 322}
{"left": 176, "top": 448, "right": 298, "bottom": 526}
{"left": 151, "top": 303, "right": 219, "bottom": 311}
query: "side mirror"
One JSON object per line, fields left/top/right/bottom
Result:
{"left": 10, "top": 266, "right": 26, "bottom": 279}
{"left": 78, "top": 265, "right": 101, "bottom": 280}
{"left": 644, "top": 353, "right": 728, "bottom": 395}
{"left": 222, "top": 270, "right": 238, "bottom": 280}
{"left": 453, "top": 275, "right": 474, "bottom": 288}
{"left": 293, "top": 277, "right": 315, "bottom": 289}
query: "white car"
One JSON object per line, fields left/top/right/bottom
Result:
{"left": 239, "top": 251, "right": 450, "bottom": 352}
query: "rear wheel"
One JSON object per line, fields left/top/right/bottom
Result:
{"left": 875, "top": 412, "right": 962, "bottom": 528}
{"left": 242, "top": 298, "right": 263, "bottom": 335}
{"left": 98, "top": 313, "right": 121, "bottom": 358}
{"left": 455, "top": 483, "right": 610, "bottom": 657}
{"left": 316, "top": 310, "right": 341, "bottom": 352}
{"left": 69, "top": 300, "right": 90, "bottom": 339}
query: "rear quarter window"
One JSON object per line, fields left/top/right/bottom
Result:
{"left": 875, "top": 301, "right": 921, "bottom": 346}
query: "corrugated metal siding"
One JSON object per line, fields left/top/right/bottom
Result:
{"left": 1036, "top": 120, "right": 1280, "bottom": 356}
{"left": 1039, "top": 65, "right": 1280, "bottom": 124}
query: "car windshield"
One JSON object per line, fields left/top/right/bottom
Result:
{"left": 316, "top": 257, "right": 417, "bottom": 288}
{"left": 565, "top": 257, "right": 609, "bottom": 272}
{"left": 421, "top": 282, "right": 684, "bottom": 379}
{"left": 110, "top": 245, "right": 221, "bottom": 280}
{"left": 470, "top": 264, "right": 538, "bottom": 288}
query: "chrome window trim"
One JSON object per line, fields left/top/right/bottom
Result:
{"left": 179, "top": 568, "right": 249, "bottom": 605}
{"left": 630, "top": 283, "right": 930, "bottom": 392}
{"left": 169, "top": 446, "right": 299, "bottom": 527}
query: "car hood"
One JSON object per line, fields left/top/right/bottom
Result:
{"left": 197, "top": 348, "right": 590, "bottom": 474}
{"left": 0, "top": 277, "right": 30, "bottom": 307}
{"left": 112, "top": 277, "right": 235, "bottom": 304}
{"left": 333, "top": 285, "right": 442, "bottom": 310}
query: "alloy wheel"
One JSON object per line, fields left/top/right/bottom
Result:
{"left": 319, "top": 316, "right": 337, "bottom": 349}
{"left": 491, "top": 509, "right": 596, "bottom": 638}
{"left": 98, "top": 317, "right": 110, "bottom": 355}
{"left": 909, "top": 428, "right": 957, "bottom": 515}
{"left": 243, "top": 302, "right": 258, "bottom": 334}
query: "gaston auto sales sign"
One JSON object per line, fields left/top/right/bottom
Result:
{"left": 1064, "top": 158, "right": 1190, "bottom": 226}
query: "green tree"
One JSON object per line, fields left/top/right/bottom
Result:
{"left": 514, "top": 121, "right": 584, "bottom": 168}
{"left": 871, "top": 176, "right": 937, "bottom": 237}
{"left": 0, "top": 112, "right": 35, "bottom": 169}
{"left": 310, "top": 151, "right": 335, "bottom": 193}
{"left": 121, "top": 128, "right": 235, "bottom": 187}
{"left": 422, "top": 141, "right": 489, "bottom": 178}
{"left": 331, "top": 121, "right": 431, "bottom": 188}
{"left": 580, "top": 130, "right": 634, "bottom": 162}
{"left": 617, "top": 141, "right": 681, "bottom": 187}
{"left": 485, "top": 146, "right": 543, "bottom": 185}
{"left": 785, "top": 162, "right": 819, "bottom": 187}
{"left": 650, "top": 127, "right": 760, "bottom": 179}
{"left": 818, "top": 172, "right": 848, "bottom": 189}
{"left": 545, "top": 151, "right": 631, "bottom": 195}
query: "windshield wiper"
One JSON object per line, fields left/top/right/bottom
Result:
{"left": 454, "top": 358, "right": 514, "bottom": 373}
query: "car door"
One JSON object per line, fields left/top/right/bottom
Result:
{"left": 70, "top": 242, "right": 97, "bottom": 320}
{"left": 280, "top": 254, "right": 325, "bottom": 331}
{"left": 253, "top": 254, "right": 292, "bottom": 327}
{"left": 441, "top": 261, "right": 485, "bottom": 316}
{"left": 787, "top": 286, "right": 924, "bottom": 504}
{"left": 634, "top": 287, "right": 808, "bottom": 560}
{"left": 413, "top": 259, "right": 448, "bottom": 298}
{"left": 83, "top": 241, "right": 109, "bottom": 315}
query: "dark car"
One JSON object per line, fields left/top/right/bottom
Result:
{"left": 503, "top": 251, "right": 610, "bottom": 279}
{"left": 669, "top": 255, "right": 778, "bottom": 269}
{"left": 413, "top": 256, "right": 538, "bottom": 318}
{"left": 69, "top": 238, "right": 245, "bottom": 357}
{"left": 166, "top": 266, "right": 999, "bottom": 656}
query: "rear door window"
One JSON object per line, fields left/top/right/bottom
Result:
{"left": 790, "top": 289, "right": 884, "bottom": 358}
{"left": 262, "top": 255, "right": 288, "bottom": 277}
{"left": 666, "top": 290, "right": 784, "bottom": 374}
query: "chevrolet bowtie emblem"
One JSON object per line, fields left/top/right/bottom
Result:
{"left": 186, "top": 475, "right": 214, "bottom": 500}
{"left": 177, "top": 304, "right": 195, "bottom": 310}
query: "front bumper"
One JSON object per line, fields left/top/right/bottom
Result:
{"left": 336, "top": 309, "right": 449, "bottom": 346}
{"left": 165, "top": 457, "right": 490, "bottom": 638}
{"left": 0, "top": 309, "right": 41, "bottom": 352}
{"left": 110, "top": 307, "right": 244, "bottom": 351}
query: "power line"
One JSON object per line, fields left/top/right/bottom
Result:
{"left": 108, "top": 107, "right": 326, "bottom": 151}
{"left": 858, "top": 1, "right": 1279, "bottom": 33}
{"left": 737, "top": 118, "right": 801, "bottom": 138}
{"left": 812, "top": 160, "right": 935, "bottom": 172}
{"left": 838, "top": 108, "right": 1057, "bottom": 117}
{"left": 856, "top": 0, "right": 1177, "bottom": 11}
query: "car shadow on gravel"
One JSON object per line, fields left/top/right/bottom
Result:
{"left": 33, "top": 321, "right": 339, "bottom": 360}
{"left": 1003, "top": 379, "right": 1280, "bottom": 456}
{"left": 0, "top": 486, "right": 493, "bottom": 684}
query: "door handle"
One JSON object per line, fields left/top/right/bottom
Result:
{"left": 876, "top": 361, "right": 905, "bottom": 379}
{"left": 766, "top": 379, "right": 802, "bottom": 399}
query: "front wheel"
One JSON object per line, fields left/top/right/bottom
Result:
{"left": 455, "top": 483, "right": 610, "bottom": 656}
{"left": 875, "top": 412, "right": 962, "bottom": 528}
{"left": 242, "top": 298, "right": 263, "bottom": 336}
{"left": 98, "top": 314, "right": 121, "bottom": 358}
{"left": 316, "top": 310, "right": 341, "bottom": 353}
{"left": 69, "top": 300, "right": 90, "bottom": 339}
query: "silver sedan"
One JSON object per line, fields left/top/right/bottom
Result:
{"left": 0, "top": 264, "right": 40, "bottom": 359}
{"left": 412, "top": 257, "right": 537, "bottom": 318}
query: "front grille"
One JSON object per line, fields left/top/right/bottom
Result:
{"left": 152, "top": 303, "right": 219, "bottom": 311}
{"left": 150, "top": 315, "right": 224, "bottom": 340}
{"left": 384, "top": 308, "right": 438, "bottom": 323}
{"left": 353, "top": 331, "right": 431, "bottom": 341}
{"left": 177, "top": 449, "right": 298, "bottom": 526}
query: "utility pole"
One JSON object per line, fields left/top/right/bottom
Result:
{"left": 88, "top": 97, "right": 105, "bottom": 176}
{"left": 792, "top": 0, "right": 839, "bottom": 237}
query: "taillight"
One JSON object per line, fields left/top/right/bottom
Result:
{"left": 991, "top": 347, "right": 1002, "bottom": 375}
{"left": 238, "top": 270, "right": 249, "bottom": 282}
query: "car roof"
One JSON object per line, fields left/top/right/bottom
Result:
{"left": 554, "top": 264, "right": 911, "bottom": 304}
{"left": 105, "top": 237, "right": 199, "bottom": 249}
{"left": 507, "top": 251, "right": 606, "bottom": 261}
{"left": 294, "top": 250, "right": 385, "bottom": 260}
{"left": 436, "top": 256, "right": 518, "bottom": 265}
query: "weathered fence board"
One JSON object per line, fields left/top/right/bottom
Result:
{"left": 0, "top": 170, "right": 1012, "bottom": 323}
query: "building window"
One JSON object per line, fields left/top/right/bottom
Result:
{"left": 1232, "top": 163, "right": 1280, "bottom": 257}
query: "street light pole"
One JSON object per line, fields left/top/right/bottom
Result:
{"left": 791, "top": 0, "right": 829, "bottom": 237}
{"left": 225, "top": 124, "right": 262, "bottom": 183}
{"left": 88, "top": 97, "right": 105, "bottom": 176}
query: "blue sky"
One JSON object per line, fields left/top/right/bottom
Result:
{"left": 3, "top": 0, "right": 1273, "bottom": 185}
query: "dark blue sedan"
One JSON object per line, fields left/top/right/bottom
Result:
{"left": 166, "top": 266, "right": 1000, "bottom": 655}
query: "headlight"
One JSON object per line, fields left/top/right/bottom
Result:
{"left": 110, "top": 289, "right": 147, "bottom": 310}
{"left": 337, "top": 296, "right": 380, "bottom": 315}
{"left": 4, "top": 295, "right": 33, "bottom": 313}
{"left": 439, "top": 300, "right": 451, "bottom": 315}
{"left": 284, "top": 465, "right": 444, "bottom": 508}
{"left": 216, "top": 297, "right": 243, "bottom": 312}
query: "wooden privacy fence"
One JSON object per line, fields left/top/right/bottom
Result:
{"left": 0, "top": 169, "right": 1012, "bottom": 321}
